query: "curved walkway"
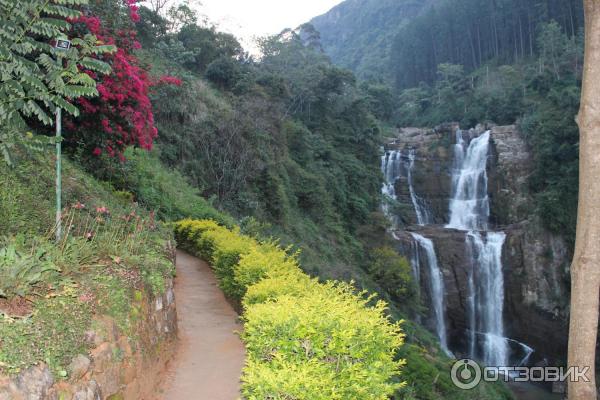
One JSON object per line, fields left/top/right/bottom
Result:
{"left": 159, "top": 250, "right": 245, "bottom": 400}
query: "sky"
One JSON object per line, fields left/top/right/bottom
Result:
{"left": 190, "top": 0, "right": 344, "bottom": 53}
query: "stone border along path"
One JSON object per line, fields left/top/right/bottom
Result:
{"left": 158, "top": 250, "right": 245, "bottom": 400}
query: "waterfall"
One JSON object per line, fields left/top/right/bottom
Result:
{"left": 410, "top": 232, "right": 451, "bottom": 356}
{"left": 467, "top": 231, "right": 508, "bottom": 366}
{"left": 410, "top": 239, "right": 421, "bottom": 297}
{"left": 381, "top": 150, "right": 402, "bottom": 227}
{"left": 381, "top": 149, "right": 432, "bottom": 227}
{"left": 446, "top": 130, "right": 491, "bottom": 231}
{"left": 407, "top": 150, "right": 432, "bottom": 225}
{"left": 447, "top": 130, "right": 510, "bottom": 366}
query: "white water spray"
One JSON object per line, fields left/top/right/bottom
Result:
{"left": 410, "top": 232, "right": 451, "bottom": 356}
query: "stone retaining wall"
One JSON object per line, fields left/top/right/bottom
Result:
{"left": 0, "top": 279, "right": 177, "bottom": 400}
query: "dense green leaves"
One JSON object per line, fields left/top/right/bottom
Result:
{"left": 0, "top": 0, "right": 114, "bottom": 165}
{"left": 143, "top": 26, "right": 384, "bottom": 276}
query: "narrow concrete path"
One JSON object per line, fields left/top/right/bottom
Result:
{"left": 160, "top": 250, "right": 245, "bottom": 400}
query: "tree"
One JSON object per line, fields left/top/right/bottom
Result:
{"left": 0, "top": 0, "right": 114, "bottom": 164}
{"left": 537, "top": 21, "right": 569, "bottom": 79}
{"left": 167, "top": 2, "right": 197, "bottom": 32}
{"left": 567, "top": 1, "right": 600, "bottom": 399}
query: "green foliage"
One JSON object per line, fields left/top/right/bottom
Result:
{"left": 395, "top": 344, "right": 513, "bottom": 400}
{"left": 205, "top": 56, "right": 242, "bottom": 90}
{"left": 0, "top": 0, "right": 115, "bottom": 165}
{"left": 520, "top": 83, "right": 580, "bottom": 243}
{"left": 176, "top": 23, "right": 244, "bottom": 74}
{"left": 391, "top": 0, "right": 583, "bottom": 89}
{"left": 141, "top": 26, "right": 385, "bottom": 281}
{"left": 174, "top": 219, "right": 405, "bottom": 398}
{"left": 94, "top": 148, "right": 234, "bottom": 226}
{"left": 0, "top": 148, "right": 176, "bottom": 375}
{"left": 242, "top": 283, "right": 405, "bottom": 400}
{"left": 368, "top": 246, "right": 417, "bottom": 306}
{"left": 0, "top": 238, "right": 61, "bottom": 298}
{"left": 310, "top": 0, "right": 433, "bottom": 83}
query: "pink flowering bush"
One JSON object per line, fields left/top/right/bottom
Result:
{"left": 67, "top": 0, "right": 180, "bottom": 159}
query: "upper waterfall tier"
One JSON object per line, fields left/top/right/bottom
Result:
{"left": 446, "top": 130, "right": 492, "bottom": 231}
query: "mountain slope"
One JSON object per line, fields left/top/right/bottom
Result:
{"left": 310, "top": 0, "right": 434, "bottom": 82}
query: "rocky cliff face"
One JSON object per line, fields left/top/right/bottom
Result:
{"left": 387, "top": 123, "right": 570, "bottom": 365}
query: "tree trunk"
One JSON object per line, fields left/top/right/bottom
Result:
{"left": 568, "top": 2, "right": 600, "bottom": 399}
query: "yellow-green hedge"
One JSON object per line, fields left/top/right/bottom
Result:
{"left": 174, "top": 219, "right": 405, "bottom": 399}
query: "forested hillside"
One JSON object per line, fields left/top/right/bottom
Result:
{"left": 310, "top": 0, "right": 433, "bottom": 83}
{"left": 391, "top": 0, "right": 583, "bottom": 88}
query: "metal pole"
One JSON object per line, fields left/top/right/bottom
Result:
{"left": 55, "top": 107, "right": 62, "bottom": 242}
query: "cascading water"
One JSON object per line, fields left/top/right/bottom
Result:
{"left": 407, "top": 150, "right": 433, "bottom": 225}
{"left": 381, "top": 149, "right": 432, "bottom": 227}
{"left": 410, "top": 232, "right": 451, "bottom": 356}
{"left": 381, "top": 147, "right": 445, "bottom": 347}
{"left": 446, "top": 130, "right": 510, "bottom": 366}
{"left": 447, "top": 130, "right": 491, "bottom": 231}
{"left": 467, "top": 231, "right": 508, "bottom": 366}
{"left": 410, "top": 239, "right": 421, "bottom": 299}
{"left": 381, "top": 150, "right": 402, "bottom": 227}
{"left": 382, "top": 128, "right": 536, "bottom": 370}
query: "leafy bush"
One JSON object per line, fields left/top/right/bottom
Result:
{"left": 368, "top": 246, "right": 417, "bottom": 306}
{"left": 98, "top": 148, "right": 235, "bottom": 226}
{"left": 174, "top": 219, "right": 405, "bottom": 399}
{"left": 66, "top": 1, "right": 173, "bottom": 159}
{"left": 0, "top": 240, "right": 60, "bottom": 299}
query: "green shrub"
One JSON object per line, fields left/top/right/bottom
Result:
{"left": 174, "top": 219, "right": 405, "bottom": 399}
{"left": 242, "top": 272, "right": 315, "bottom": 308}
{"left": 103, "top": 148, "right": 235, "bottom": 226}
{"left": 233, "top": 242, "right": 301, "bottom": 300}
{"left": 0, "top": 240, "right": 61, "bottom": 299}
{"left": 368, "top": 246, "right": 418, "bottom": 307}
{"left": 242, "top": 282, "right": 405, "bottom": 399}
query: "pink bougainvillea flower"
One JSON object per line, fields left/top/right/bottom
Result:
{"left": 73, "top": 201, "right": 86, "bottom": 210}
